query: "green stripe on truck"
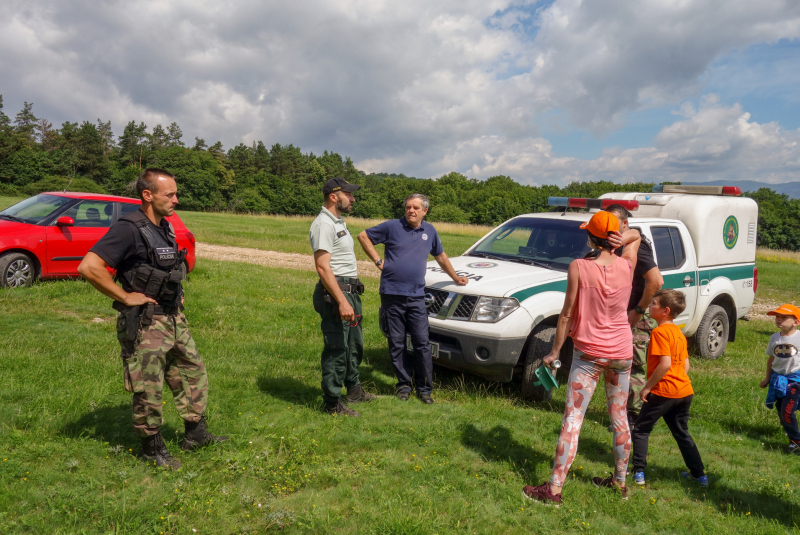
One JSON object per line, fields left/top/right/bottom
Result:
{"left": 510, "top": 263, "right": 754, "bottom": 302}
{"left": 511, "top": 280, "right": 567, "bottom": 302}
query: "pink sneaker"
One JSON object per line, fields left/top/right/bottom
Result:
{"left": 522, "top": 482, "right": 562, "bottom": 506}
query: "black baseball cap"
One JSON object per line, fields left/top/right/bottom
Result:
{"left": 323, "top": 177, "right": 361, "bottom": 196}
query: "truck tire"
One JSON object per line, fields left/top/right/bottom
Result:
{"left": 0, "top": 252, "right": 35, "bottom": 289}
{"left": 694, "top": 305, "right": 728, "bottom": 360}
{"left": 521, "top": 325, "right": 556, "bottom": 402}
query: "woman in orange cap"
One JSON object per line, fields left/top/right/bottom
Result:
{"left": 523, "top": 210, "right": 640, "bottom": 505}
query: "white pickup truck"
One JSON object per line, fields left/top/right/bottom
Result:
{"left": 422, "top": 185, "right": 758, "bottom": 401}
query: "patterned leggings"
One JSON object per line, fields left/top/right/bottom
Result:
{"left": 550, "top": 351, "right": 632, "bottom": 487}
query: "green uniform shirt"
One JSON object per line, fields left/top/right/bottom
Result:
{"left": 309, "top": 207, "right": 358, "bottom": 277}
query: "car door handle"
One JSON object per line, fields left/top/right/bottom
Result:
{"left": 683, "top": 275, "right": 694, "bottom": 287}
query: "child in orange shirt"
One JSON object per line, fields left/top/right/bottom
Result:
{"left": 631, "top": 289, "right": 707, "bottom": 487}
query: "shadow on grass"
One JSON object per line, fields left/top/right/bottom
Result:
{"left": 460, "top": 423, "right": 547, "bottom": 482}
{"left": 639, "top": 463, "right": 800, "bottom": 528}
{"left": 720, "top": 418, "right": 787, "bottom": 451}
{"left": 257, "top": 376, "right": 320, "bottom": 410}
{"left": 60, "top": 403, "right": 178, "bottom": 447}
{"left": 682, "top": 482, "right": 800, "bottom": 528}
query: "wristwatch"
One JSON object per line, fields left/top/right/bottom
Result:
{"left": 634, "top": 305, "right": 646, "bottom": 314}
{"left": 375, "top": 258, "right": 383, "bottom": 267}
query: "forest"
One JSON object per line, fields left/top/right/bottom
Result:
{"left": 1, "top": 97, "right": 798, "bottom": 250}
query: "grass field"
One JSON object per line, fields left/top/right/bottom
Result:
{"left": 3, "top": 197, "right": 800, "bottom": 533}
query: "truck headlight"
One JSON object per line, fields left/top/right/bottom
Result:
{"left": 472, "top": 297, "right": 519, "bottom": 323}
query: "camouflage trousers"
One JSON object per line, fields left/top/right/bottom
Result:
{"left": 627, "top": 311, "right": 658, "bottom": 418}
{"left": 117, "top": 312, "right": 208, "bottom": 437}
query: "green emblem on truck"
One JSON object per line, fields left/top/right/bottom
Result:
{"left": 723, "top": 216, "right": 739, "bottom": 249}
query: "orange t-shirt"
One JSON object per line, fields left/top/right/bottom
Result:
{"left": 647, "top": 323, "right": 694, "bottom": 398}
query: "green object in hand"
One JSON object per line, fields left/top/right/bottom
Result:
{"left": 533, "top": 364, "right": 559, "bottom": 392}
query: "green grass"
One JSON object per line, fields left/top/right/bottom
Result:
{"left": 178, "top": 211, "right": 481, "bottom": 260}
{"left": 0, "top": 196, "right": 23, "bottom": 211}
{"left": 1, "top": 257, "right": 799, "bottom": 534}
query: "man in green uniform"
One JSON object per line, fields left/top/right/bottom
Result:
{"left": 78, "top": 168, "right": 227, "bottom": 469}
{"left": 310, "top": 177, "right": 377, "bottom": 417}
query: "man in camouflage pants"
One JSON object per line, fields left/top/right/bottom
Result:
{"left": 79, "top": 168, "right": 226, "bottom": 469}
{"left": 605, "top": 205, "right": 664, "bottom": 428}
{"left": 118, "top": 314, "right": 208, "bottom": 442}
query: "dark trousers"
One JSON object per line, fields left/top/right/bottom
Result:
{"left": 776, "top": 383, "right": 800, "bottom": 443}
{"left": 313, "top": 282, "right": 363, "bottom": 404}
{"left": 382, "top": 294, "right": 433, "bottom": 395}
{"left": 632, "top": 393, "right": 705, "bottom": 478}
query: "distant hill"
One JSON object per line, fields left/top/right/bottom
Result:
{"left": 684, "top": 180, "right": 800, "bottom": 199}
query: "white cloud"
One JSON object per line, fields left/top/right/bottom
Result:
{"left": 1, "top": 0, "right": 800, "bottom": 185}
{"left": 442, "top": 98, "right": 800, "bottom": 185}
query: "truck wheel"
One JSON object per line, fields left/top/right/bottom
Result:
{"left": 521, "top": 325, "right": 556, "bottom": 402}
{"left": 694, "top": 305, "right": 728, "bottom": 360}
{"left": 0, "top": 252, "right": 36, "bottom": 289}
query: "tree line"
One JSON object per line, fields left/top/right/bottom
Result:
{"left": 1, "top": 97, "right": 798, "bottom": 250}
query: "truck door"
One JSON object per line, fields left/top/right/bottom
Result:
{"left": 648, "top": 225, "right": 698, "bottom": 328}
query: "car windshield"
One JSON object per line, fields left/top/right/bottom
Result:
{"left": 0, "top": 194, "right": 74, "bottom": 224}
{"left": 467, "top": 217, "right": 591, "bottom": 272}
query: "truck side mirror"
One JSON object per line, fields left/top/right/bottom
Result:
{"left": 56, "top": 216, "right": 75, "bottom": 227}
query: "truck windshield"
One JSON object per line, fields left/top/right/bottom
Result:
{"left": 0, "top": 194, "right": 74, "bottom": 224}
{"left": 467, "top": 217, "right": 590, "bottom": 272}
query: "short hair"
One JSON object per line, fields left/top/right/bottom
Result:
{"left": 136, "top": 168, "right": 175, "bottom": 199}
{"left": 604, "top": 204, "right": 631, "bottom": 222}
{"left": 653, "top": 289, "right": 686, "bottom": 318}
{"left": 404, "top": 193, "right": 429, "bottom": 211}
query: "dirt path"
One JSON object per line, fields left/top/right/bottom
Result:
{"left": 198, "top": 242, "right": 779, "bottom": 319}
{"left": 196, "top": 242, "right": 381, "bottom": 279}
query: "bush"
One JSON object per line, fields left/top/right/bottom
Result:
{"left": 427, "top": 203, "right": 469, "bottom": 224}
{"left": 0, "top": 183, "right": 20, "bottom": 196}
{"left": 22, "top": 176, "right": 106, "bottom": 196}
{"left": 230, "top": 188, "right": 270, "bottom": 213}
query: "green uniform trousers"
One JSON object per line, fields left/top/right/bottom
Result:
{"left": 313, "top": 281, "right": 364, "bottom": 404}
{"left": 627, "top": 310, "right": 658, "bottom": 418}
{"left": 117, "top": 312, "right": 208, "bottom": 437}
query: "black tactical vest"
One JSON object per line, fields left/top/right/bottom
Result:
{"left": 116, "top": 210, "right": 187, "bottom": 308}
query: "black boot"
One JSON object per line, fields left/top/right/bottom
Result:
{"left": 345, "top": 384, "right": 377, "bottom": 404}
{"left": 323, "top": 399, "right": 361, "bottom": 417}
{"left": 181, "top": 415, "right": 229, "bottom": 452}
{"left": 140, "top": 432, "right": 182, "bottom": 469}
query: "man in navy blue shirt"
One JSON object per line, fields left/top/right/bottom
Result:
{"left": 358, "top": 194, "right": 467, "bottom": 404}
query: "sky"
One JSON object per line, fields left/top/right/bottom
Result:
{"left": 1, "top": 0, "right": 800, "bottom": 187}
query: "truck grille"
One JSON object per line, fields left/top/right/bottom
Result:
{"left": 424, "top": 288, "right": 450, "bottom": 316}
{"left": 451, "top": 295, "right": 478, "bottom": 320}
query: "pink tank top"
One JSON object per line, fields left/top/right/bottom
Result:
{"left": 569, "top": 256, "right": 633, "bottom": 359}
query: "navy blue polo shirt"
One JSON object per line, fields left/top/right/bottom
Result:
{"left": 366, "top": 218, "right": 444, "bottom": 297}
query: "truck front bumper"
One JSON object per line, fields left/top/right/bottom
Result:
{"left": 427, "top": 326, "right": 527, "bottom": 383}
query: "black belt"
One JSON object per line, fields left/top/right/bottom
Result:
{"left": 152, "top": 304, "right": 180, "bottom": 316}
{"left": 325, "top": 276, "right": 364, "bottom": 295}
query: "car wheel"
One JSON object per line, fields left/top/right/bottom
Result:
{"left": 694, "top": 304, "right": 728, "bottom": 360}
{"left": 521, "top": 325, "right": 556, "bottom": 402}
{"left": 0, "top": 252, "right": 36, "bottom": 289}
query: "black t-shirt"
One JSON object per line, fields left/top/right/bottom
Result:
{"left": 90, "top": 213, "right": 174, "bottom": 278}
{"left": 616, "top": 236, "right": 658, "bottom": 310}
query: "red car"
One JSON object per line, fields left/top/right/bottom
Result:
{"left": 0, "top": 192, "right": 196, "bottom": 288}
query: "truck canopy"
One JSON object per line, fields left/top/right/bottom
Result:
{"left": 599, "top": 192, "right": 757, "bottom": 268}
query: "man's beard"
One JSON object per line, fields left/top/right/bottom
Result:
{"left": 336, "top": 200, "right": 352, "bottom": 213}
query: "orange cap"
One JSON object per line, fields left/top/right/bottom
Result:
{"left": 767, "top": 304, "right": 800, "bottom": 320}
{"left": 580, "top": 210, "right": 619, "bottom": 238}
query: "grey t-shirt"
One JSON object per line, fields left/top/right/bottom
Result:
{"left": 766, "top": 330, "right": 800, "bottom": 375}
{"left": 309, "top": 207, "right": 358, "bottom": 278}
